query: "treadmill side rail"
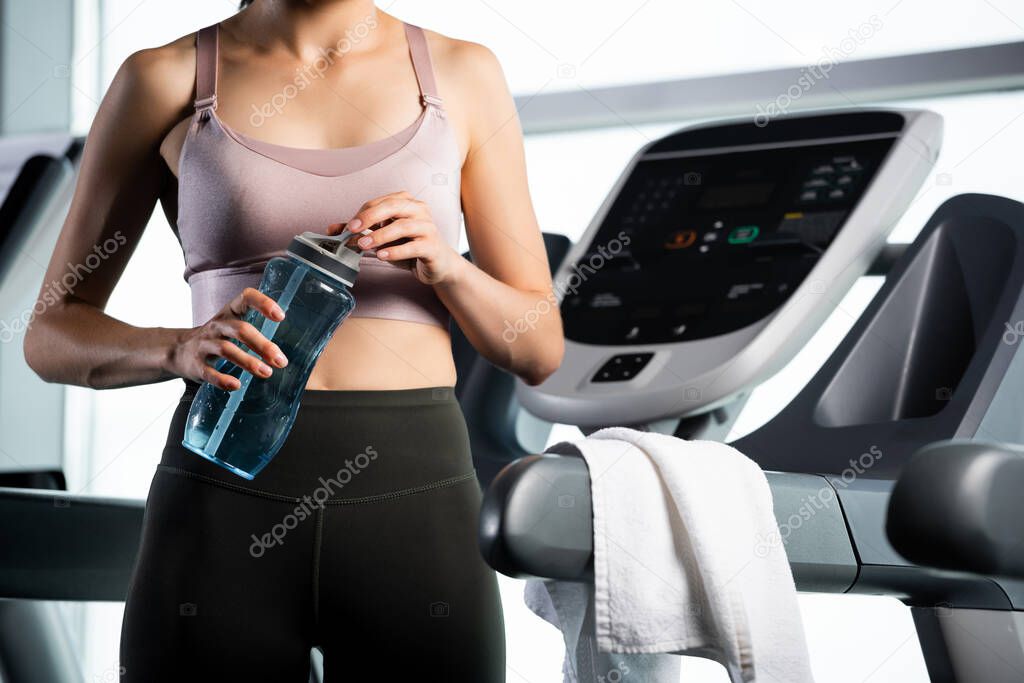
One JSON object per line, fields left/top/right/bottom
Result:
{"left": 479, "top": 454, "right": 860, "bottom": 592}
{"left": 0, "top": 487, "right": 144, "bottom": 601}
{"left": 479, "top": 453, "right": 593, "bottom": 581}
{"left": 763, "top": 472, "right": 858, "bottom": 593}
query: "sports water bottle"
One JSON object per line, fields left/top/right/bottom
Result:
{"left": 182, "top": 230, "right": 363, "bottom": 479}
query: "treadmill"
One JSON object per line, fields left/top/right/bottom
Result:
{"left": 0, "top": 135, "right": 147, "bottom": 683}
{"left": 474, "top": 109, "right": 1024, "bottom": 682}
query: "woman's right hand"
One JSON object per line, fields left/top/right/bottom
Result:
{"left": 168, "top": 288, "right": 289, "bottom": 390}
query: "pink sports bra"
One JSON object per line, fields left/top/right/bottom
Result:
{"left": 174, "top": 22, "right": 462, "bottom": 328}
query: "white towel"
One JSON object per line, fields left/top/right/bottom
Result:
{"left": 526, "top": 427, "right": 814, "bottom": 683}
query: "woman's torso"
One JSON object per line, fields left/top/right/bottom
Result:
{"left": 159, "top": 16, "right": 463, "bottom": 390}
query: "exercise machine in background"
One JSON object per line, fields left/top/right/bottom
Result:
{"left": 479, "top": 111, "right": 1024, "bottom": 682}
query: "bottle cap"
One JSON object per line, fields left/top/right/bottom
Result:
{"left": 286, "top": 230, "right": 363, "bottom": 287}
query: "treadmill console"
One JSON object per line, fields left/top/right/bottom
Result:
{"left": 518, "top": 110, "right": 942, "bottom": 426}
{"left": 564, "top": 138, "right": 894, "bottom": 345}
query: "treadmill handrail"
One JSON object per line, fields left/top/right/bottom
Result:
{"left": 0, "top": 487, "right": 145, "bottom": 601}
{"left": 479, "top": 452, "right": 859, "bottom": 592}
{"left": 480, "top": 452, "right": 1019, "bottom": 609}
{"left": 888, "top": 440, "right": 1024, "bottom": 578}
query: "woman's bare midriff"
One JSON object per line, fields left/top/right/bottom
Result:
{"left": 159, "top": 121, "right": 458, "bottom": 393}
{"left": 305, "top": 316, "right": 457, "bottom": 390}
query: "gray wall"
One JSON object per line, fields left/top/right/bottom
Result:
{"left": 1, "top": 0, "right": 74, "bottom": 135}
{"left": 0, "top": 135, "right": 75, "bottom": 475}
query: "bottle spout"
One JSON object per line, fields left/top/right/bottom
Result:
{"left": 295, "top": 228, "right": 371, "bottom": 257}
{"left": 288, "top": 230, "right": 366, "bottom": 286}
{"left": 331, "top": 229, "right": 356, "bottom": 253}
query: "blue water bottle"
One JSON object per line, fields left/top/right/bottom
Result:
{"left": 182, "top": 230, "right": 362, "bottom": 479}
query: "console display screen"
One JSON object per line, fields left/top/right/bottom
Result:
{"left": 696, "top": 182, "right": 776, "bottom": 210}
{"left": 561, "top": 137, "right": 896, "bottom": 345}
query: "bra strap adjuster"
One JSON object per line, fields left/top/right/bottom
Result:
{"left": 421, "top": 94, "right": 444, "bottom": 108}
{"left": 195, "top": 94, "right": 218, "bottom": 112}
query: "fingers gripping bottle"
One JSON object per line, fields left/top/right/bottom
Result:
{"left": 182, "top": 230, "right": 362, "bottom": 479}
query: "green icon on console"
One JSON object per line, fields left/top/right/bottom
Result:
{"left": 728, "top": 225, "right": 760, "bottom": 244}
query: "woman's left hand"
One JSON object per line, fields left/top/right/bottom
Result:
{"left": 327, "top": 191, "right": 462, "bottom": 286}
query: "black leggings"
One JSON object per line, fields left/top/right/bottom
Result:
{"left": 120, "top": 381, "right": 505, "bottom": 682}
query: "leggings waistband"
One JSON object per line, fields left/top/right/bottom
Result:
{"left": 164, "top": 380, "right": 476, "bottom": 500}
{"left": 156, "top": 464, "right": 477, "bottom": 504}
{"left": 178, "top": 379, "right": 458, "bottom": 407}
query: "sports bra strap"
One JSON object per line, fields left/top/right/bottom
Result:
{"left": 403, "top": 24, "right": 443, "bottom": 109}
{"left": 195, "top": 23, "right": 438, "bottom": 112}
{"left": 194, "top": 24, "right": 219, "bottom": 112}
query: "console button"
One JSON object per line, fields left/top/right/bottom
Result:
{"left": 592, "top": 353, "right": 655, "bottom": 383}
{"left": 590, "top": 292, "right": 623, "bottom": 308}
{"left": 726, "top": 282, "right": 765, "bottom": 299}
{"left": 777, "top": 210, "right": 845, "bottom": 246}
{"left": 836, "top": 158, "right": 863, "bottom": 173}
{"left": 728, "top": 225, "right": 760, "bottom": 244}
{"left": 664, "top": 229, "right": 698, "bottom": 250}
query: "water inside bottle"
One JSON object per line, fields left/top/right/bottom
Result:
{"left": 182, "top": 259, "right": 354, "bottom": 478}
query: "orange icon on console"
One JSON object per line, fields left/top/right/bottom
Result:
{"left": 665, "top": 229, "right": 697, "bottom": 250}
